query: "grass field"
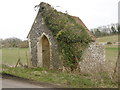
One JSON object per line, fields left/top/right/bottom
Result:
{"left": 105, "top": 46, "right": 118, "bottom": 63}
{"left": 2, "top": 48, "right": 29, "bottom": 66}
{"left": 96, "top": 35, "right": 118, "bottom": 42}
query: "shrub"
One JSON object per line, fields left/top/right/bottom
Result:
{"left": 107, "top": 42, "right": 112, "bottom": 45}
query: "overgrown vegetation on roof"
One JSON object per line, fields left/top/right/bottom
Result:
{"left": 39, "top": 2, "right": 92, "bottom": 71}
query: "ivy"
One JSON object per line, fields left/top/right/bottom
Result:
{"left": 40, "top": 2, "right": 92, "bottom": 71}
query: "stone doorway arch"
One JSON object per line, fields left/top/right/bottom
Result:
{"left": 37, "top": 34, "right": 50, "bottom": 68}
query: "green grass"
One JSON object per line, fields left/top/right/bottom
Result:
{"left": 2, "top": 48, "right": 29, "bottom": 66}
{"left": 96, "top": 35, "right": 118, "bottom": 42}
{"left": 105, "top": 46, "right": 118, "bottom": 63}
{"left": 2, "top": 67, "right": 117, "bottom": 88}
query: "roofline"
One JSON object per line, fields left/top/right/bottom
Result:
{"left": 27, "top": 10, "right": 40, "bottom": 39}
{"left": 72, "top": 16, "right": 96, "bottom": 41}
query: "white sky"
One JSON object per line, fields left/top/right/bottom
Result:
{"left": 0, "top": 0, "right": 119, "bottom": 40}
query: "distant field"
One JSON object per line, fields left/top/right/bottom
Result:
{"left": 96, "top": 35, "right": 118, "bottom": 69}
{"left": 105, "top": 46, "right": 118, "bottom": 63}
{"left": 2, "top": 48, "right": 29, "bottom": 66}
{"left": 96, "top": 35, "right": 118, "bottom": 42}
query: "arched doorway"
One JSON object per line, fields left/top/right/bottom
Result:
{"left": 37, "top": 35, "right": 50, "bottom": 68}
{"left": 41, "top": 35, "right": 50, "bottom": 68}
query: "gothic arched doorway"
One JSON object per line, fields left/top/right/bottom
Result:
{"left": 37, "top": 35, "right": 50, "bottom": 68}
{"left": 42, "top": 35, "right": 50, "bottom": 68}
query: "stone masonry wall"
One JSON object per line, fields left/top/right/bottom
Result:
{"left": 79, "top": 42, "right": 105, "bottom": 74}
{"left": 28, "top": 10, "right": 60, "bottom": 69}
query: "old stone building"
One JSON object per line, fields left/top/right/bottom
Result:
{"left": 27, "top": 2, "right": 105, "bottom": 72}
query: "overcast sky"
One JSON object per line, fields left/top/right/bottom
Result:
{"left": 0, "top": 0, "right": 119, "bottom": 40}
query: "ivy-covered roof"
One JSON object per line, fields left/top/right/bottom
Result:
{"left": 28, "top": 2, "right": 95, "bottom": 71}
{"left": 71, "top": 16, "right": 95, "bottom": 40}
{"left": 28, "top": 2, "right": 95, "bottom": 41}
{"left": 39, "top": 2, "right": 95, "bottom": 40}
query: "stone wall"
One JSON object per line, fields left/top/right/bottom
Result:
{"left": 28, "top": 10, "right": 61, "bottom": 69}
{"left": 79, "top": 42, "right": 105, "bottom": 74}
